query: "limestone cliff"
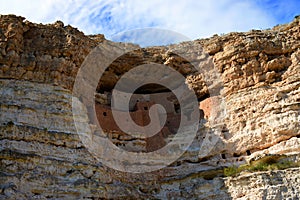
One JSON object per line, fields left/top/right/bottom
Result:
{"left": 0, "top": 14, "right": 299, "bottom": 199}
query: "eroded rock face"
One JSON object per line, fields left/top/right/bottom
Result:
{"left": 0, "top": 15, "right": 103, "bottom": 89}
{"left": 225, "top": 168, "right": 300, "bottom": 199}
{"left": 0, "top": 15, "right": 300, "bottom": 199}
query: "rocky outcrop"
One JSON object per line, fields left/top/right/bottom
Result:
{"left": 225, "top": 168, "right": 300, "bottom": 199}
{"left": 0, "top": 15, "right": 103, "bottom": 89}
{"left": 198, "top": 17, "right": 300, "bottom": 158}
{"left": 0, "top": 14, "right": 300, "bottom": 199}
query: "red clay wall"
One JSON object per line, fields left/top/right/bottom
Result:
{"left": 95, "top": 102, "right": 181, "bottom": 152}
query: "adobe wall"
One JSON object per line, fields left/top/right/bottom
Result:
{"left": 111, "top": 90, "right": 177, "bottom": 113}
{"left": 95, "top": 100, "right": 182, "bottom": 152}
{"left": 199, "top": 96, "right": 221, "bottom": 120}
{"left": 95, "top": 89, "right": 207, "bottom": 152}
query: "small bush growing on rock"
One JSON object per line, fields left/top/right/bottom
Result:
{"left": 224, "top": 166, "right": 238, "bottom": 176}
{"left": 224, "top": 155, "right": 300, "bottom": 177}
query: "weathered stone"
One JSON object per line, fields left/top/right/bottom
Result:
{"left": 0, "top": 14, "right": 299, "bottom": 199}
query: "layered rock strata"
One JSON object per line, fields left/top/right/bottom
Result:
{"left": 0, "top": 15, "right": 299, "bottom": 199}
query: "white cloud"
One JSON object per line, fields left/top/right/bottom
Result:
{"left": 0, "top": 0, "right": 278, "bottom": 46}
{"left": 111, "top": 28, "right": 191, "bottom": 47}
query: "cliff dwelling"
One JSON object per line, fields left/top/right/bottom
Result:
{"left": 93, "top": 49, "right": 207, "bottom": 152}
{"left": 1, "top": 15, "right": 300, "bottom": 199}
{"left": 95, "top": 84, "right": 191, "bottom": 152}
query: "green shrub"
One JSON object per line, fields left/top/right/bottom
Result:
{"left": 224, "top": 166, "right": 238, "bottom": 177}
{"left": 224, "top": 155, "right": 300, "bottom": 177}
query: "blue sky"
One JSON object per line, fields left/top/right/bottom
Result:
{"left": 0, "top": 0, "right": 299, "bottom": 46}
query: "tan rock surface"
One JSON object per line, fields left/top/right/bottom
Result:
{"left": 0, "top": 14, "right": 299, "bottom": 199}
{"left": 225, "top": 168, "right": 300, "bottom": 200}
